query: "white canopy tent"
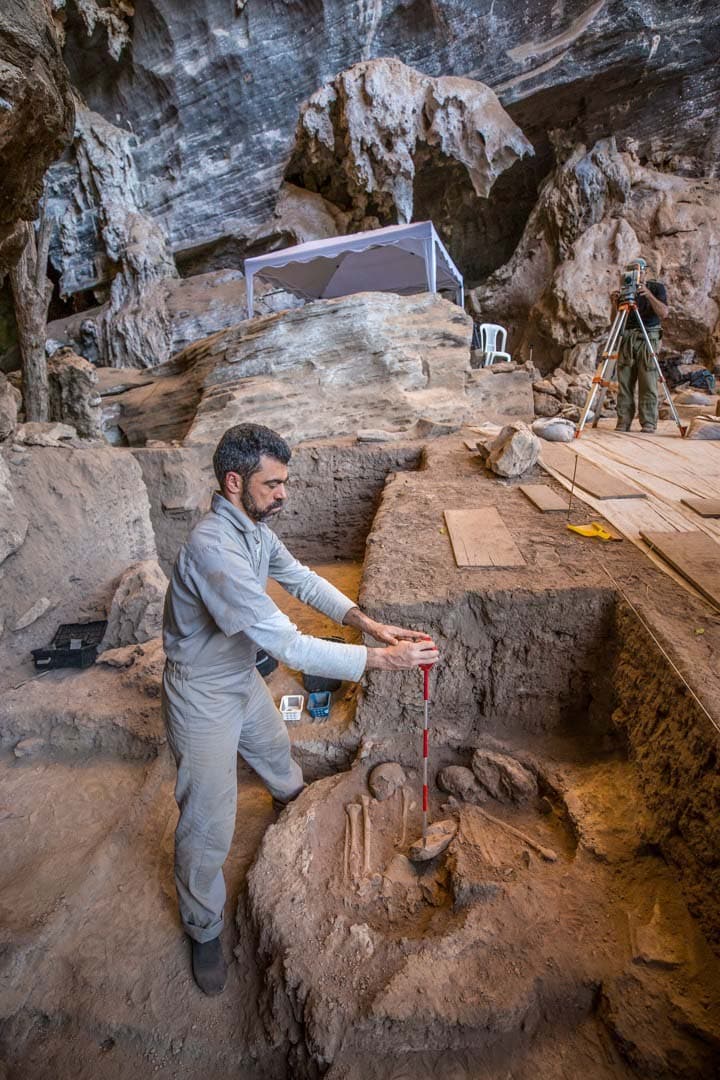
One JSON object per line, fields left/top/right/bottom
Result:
{"left": 243, "top": 220, "right": 464, "bottom": 318}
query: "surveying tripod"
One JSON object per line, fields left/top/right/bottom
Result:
{"left": 575, "top": 299, "right": 687, "bottom": 438}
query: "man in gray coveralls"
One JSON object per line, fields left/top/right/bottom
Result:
{"left": 162, "top": 423, "right": 439, "bottom": 995}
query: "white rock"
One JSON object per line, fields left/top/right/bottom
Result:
{"left": 686, "top": 417, "right": 720, "bottom": 439}
{"left": 14, "top": 597, "right": 52, "bottom": 631}
{"left": 101, "top": 559, "right": 169, "bottom": 650}
{"left": 13, "top": 737, "right": 46, "bottom": 758}
{"left": 14, "top": 422, "right": 77, "bottom": 447}
{"left": 532, "top": 417, "right": 576, "bottom": 442}
{"left": 487, "top": 421, "right": 541, "bottom": 477}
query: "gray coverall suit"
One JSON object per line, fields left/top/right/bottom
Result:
{"left": 162, "top": 493, "right": 367, "bottom": 942}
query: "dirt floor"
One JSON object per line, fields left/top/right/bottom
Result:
{"left": 0, "top": 568, "right": 362, "bottom": 1080}
{"left": 2, "top": 429, "right": 720, "bottom": 1079}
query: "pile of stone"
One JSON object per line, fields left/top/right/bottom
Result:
{"left": 532, "top": 367, "right": 608, "bottom": 422}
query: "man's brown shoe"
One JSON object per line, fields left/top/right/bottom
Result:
{"left": 191, "top": 936, "right": 227, "bottom": 996}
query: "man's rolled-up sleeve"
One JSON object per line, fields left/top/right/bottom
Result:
{"left": 247, "top": 610, "right": 367, "bottom": 683}
{"left": 267, "top": 533, "right": 357, "bottom": 624}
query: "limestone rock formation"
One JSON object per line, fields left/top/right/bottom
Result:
{"left": 289, "top": 58, "right": 532, "bottom": 228}
{"left": 0, "top": 1, "right": 73, "bottom": 278}
{"left": 0, "top": 446, "right": 157, "bottom": 686}
{"left": 487, "top": 421, "right": 540, "bottom": 478}
{"left": 41, "top": 270, "right": 301, "bottom": 372}
{"left": 470, "top": 139, "right": 720, "bottom": 372}
{"left": 47, "top": 347, "right": 103, "bottom": 438}
{"left": 51, "top": 0, "right": 720, "bottom": 290}
{"left": 101, "top": 559, "right": 168, "bottom": 651}
{"left": 47, "top": 107, "right": 178, "bottom": 368}
{"left": 0, "top": 454, "right": 28, "bottom": 566}
{"left": 0, "top": 373, "right": 20, "bottom": 440}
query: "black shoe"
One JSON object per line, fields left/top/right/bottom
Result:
{"left": 615, "top": 421, "right": 630, "bottom": 432}
{"left": 640, "top": 424, "right": 656, "bottom": 433}
{"left": 191, "top": 936, "right": 227, "bottom": 996}
{"left": 272, "top": 783, "right": 307, "bottom": 814}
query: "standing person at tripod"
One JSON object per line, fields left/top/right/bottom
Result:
{"left": 612, "top": 257, "right": 669, "bottom": 433}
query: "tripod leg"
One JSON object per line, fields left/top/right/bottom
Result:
{"left": 576, "top": 310, "right": 626, "bottom": 437}
{"left": 634, "top": 314, "right": 688, "bottom": 436}
{"left": 590, "top": 357, "right": 616, "bottom": 428}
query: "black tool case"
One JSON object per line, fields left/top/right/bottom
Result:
{"left": 31, "top": 620, "right": 108, "bottom": 670}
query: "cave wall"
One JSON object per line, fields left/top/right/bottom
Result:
{"left": 0, "top": 0, "right": 74, "bottom": 278}
{"left": 55, "top": 0, "right": 720, "bottom": 285}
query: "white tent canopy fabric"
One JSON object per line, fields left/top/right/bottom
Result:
{"left": 243, "top": 220, "right": 464, "bottom": 318}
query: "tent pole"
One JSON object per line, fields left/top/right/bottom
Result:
{"left": 424, "top": 238, "right": 437, "bottom": 294}
{"left": 246, "top": 271, "right": 254, "bottom": 319}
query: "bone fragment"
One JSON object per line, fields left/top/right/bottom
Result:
{"left": 475, "top": 806, "right": 558, "bottom": 862}
{"left": 346, "top": 803, "right": 363, "bottom": 882}
{"left": 343, "top": 811, "right": 351, "bottom": 884}
{"left": 400, "top": 786, "right": 409, "bottom": 847}
{"left": 361, "top": 794, "right": 372, "bottom": 875}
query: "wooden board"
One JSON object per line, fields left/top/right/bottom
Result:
{"left": 444, "top": 508, "right": 526, "bottom": 568}
{"left": 463, "top": 439, "right": 479, "bottom": 452}
{"left": 639, "top": 530, "right": 720, "bottom": 610}
{"left": 541, "top": 442, "right": 647, "bottom": 500}
{"left": 681, "top": 497, "right": 720, "bottom": 518}
{"left": 519, "top": 484, "right": 569, "bottom": 512}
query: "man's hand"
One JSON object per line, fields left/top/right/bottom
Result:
{"left": 365, "top": 638, "right": 440, "bottom": 671}
{"left": 343, "top": 606, "right": 428, "bottom": 645}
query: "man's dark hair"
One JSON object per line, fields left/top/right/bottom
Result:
{"left": 213, "top": 424, "right": 291, "bottom": 488}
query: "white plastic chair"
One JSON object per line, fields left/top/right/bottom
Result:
{"left": 479, "top": 323, "right": 511, "bottom": 366}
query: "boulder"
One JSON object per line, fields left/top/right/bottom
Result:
{"left": 107, "top": 292, "right": 475, "bottom": 447}
{"left": 686, "top": 417, "right": 720, "bottom": 440}
{"left": 531, "top": 417, "right": 576, "bottom": 442}
{"left": 533, "top": 391, "right": 562, "bottom": 418}
{"left": 487, "top": 422, "right": 540, "bottom": 478}
{"left": 471, "top": 748, "right": 537, "bottom": 804}
{"left": 101, "top": 560, "right": 169, "bottom": 651}
{"left": 13, "top": 422, "right": 77, "bottom": 446}
{"left": 47, "top": 348, "right": 103, "bottom": 438}
{"left": 470, "top": 138, "right": 720, "bottom": 372}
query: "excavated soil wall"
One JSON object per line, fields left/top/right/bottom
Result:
{"left": 356, "top": 589, "right": 720, "bottom": 952}
{"left": 611, "top": 605, "right": 720, "bottom": 949}
{"left": 131, "top": 440, "right": 422, "bottom": 575}
{"left": 357, "top": 587, "right": 617, "bottom": 743}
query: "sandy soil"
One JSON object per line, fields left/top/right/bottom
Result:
{"left": 0, "top": 565, "right": 362, "bottom": 1080}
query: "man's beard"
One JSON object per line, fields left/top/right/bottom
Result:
{"left": 242, "top": 489, "right": 285, "bottom": 522}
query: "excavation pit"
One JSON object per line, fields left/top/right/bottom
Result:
{"left": 246, "top": 580, "right": 720, "bottom": 1080}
